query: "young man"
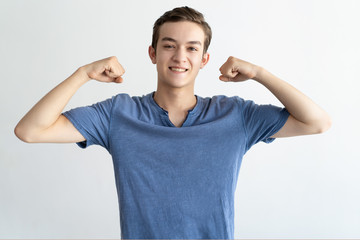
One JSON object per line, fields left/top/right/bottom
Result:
{"left": 15, "top": 6, "right": 331, "bottom": 239}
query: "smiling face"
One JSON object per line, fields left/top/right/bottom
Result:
{"left": 149, "top": 21, "right": 210, "bottom": 91}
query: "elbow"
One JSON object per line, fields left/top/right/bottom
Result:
{"left": 14, "top": 124, "right": 35, "bottom": 143}
{"left": 314, "top": 114, "right": 332, "bottom": 134}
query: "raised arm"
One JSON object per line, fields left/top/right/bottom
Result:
{"left": 219, "top": 56, "right": 332, "bottom": 138}
{"left": 14, "top": 56, "right": 125, "bottom": 143}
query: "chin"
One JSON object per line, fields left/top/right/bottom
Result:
{"left": 161, "top": 79, "right": 194, "bottom": 89}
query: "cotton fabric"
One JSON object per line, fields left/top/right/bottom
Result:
{"left": 63, "top": 92, "right": 289, "bottom": 239}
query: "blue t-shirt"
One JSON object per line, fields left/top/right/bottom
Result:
{"left": 63, "top": 92, "right": 289, "bottom": 239}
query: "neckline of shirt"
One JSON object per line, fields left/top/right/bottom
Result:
{"left": 146, "top": 92, "right": 204, "bottom": 127}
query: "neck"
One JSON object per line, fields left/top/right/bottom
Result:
{"left": 153, "top": 86, "right": 197, "bottom": 127}
{"left": 154, "top": 86, "right": 196, "bottom": 112}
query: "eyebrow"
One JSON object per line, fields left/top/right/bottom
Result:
{"left": 161, "top": 37, "right": 202, "bottom": 46}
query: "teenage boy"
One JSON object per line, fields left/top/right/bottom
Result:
{"left": 15, "top": 6, "right": 331, "bottom": 239}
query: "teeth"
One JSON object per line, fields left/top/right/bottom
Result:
{"left": 171, "top": 67, "right": 187, "bottom": 72}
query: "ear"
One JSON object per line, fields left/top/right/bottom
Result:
{"left": 200, "top": 52, "right": 210, "bottom": 69}
{"left": 148, "top": 46, "right": 157, "bottom": 64}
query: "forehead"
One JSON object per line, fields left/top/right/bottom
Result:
{"left": 158, "top": 21, "right": 205, "bottom": 44}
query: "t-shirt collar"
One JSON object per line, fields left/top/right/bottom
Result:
{"left": 146, "top": 92, "right": 203, "bottom": 127}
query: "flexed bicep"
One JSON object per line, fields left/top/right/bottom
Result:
{"left": 15, "top": 115, "right": 85, "bottom": 143}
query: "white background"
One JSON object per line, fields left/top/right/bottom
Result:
{"left": 1, "top": 0, "right": 359, "bottom": 238}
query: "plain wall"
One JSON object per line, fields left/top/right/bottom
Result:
{"left": 1, "top": 0, "right": 359, "bottom": 238}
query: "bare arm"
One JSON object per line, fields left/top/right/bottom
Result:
{"left": 219, "top": 56, "right": 332, "bottom": 138}
{"left": 14, "top": 56, "right": 125, "bottom": 143}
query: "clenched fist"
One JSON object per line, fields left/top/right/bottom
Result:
{"left": 83, "top": 56, "right": 125, "bottom": 83}
{"left": 219, "top": 56, "right": 259, "bottom": 82}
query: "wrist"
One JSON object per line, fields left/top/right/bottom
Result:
{"left": 75, "top": 66, "right": 92, "bottom": 83}
{"left": 253, "top": 66, "right": 267, "bottom": 83}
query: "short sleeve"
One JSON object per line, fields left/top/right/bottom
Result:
{"left": 237, "top": 97, "right": 290, "bottom": 151}
{"left": 62, "top": 97, "right": 113, "bottom": 149}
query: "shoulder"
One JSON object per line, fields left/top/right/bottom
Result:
{"left": 110, "top": 93, "right": 148, "bottom": 110}
{"left": 111, "top": 93, "right": 152, "bottom": 107}
{"left": 111, "top": 93, "right": 135, "bottom": 103}
{"left": 110, "top": 93, "right": 155, "bottom": 119}
{"left": 195, "top": 95, "right": 245, "bottom": 122}
{"left": 111, "top": 93, "right": 151, "bottom": 104}
{"left": 199, "top": 95, "right": 248, "bottom": 110}
{"left": 197, "top": 94, "right": 286, "bottom": 120}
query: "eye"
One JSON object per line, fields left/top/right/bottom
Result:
{"left": 188, "top": 47, "right": 198, "bottom": 52}
{"left": 164, "top": 45, "right": 175, "bottom": 49}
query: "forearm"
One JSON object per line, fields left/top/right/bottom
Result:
{"left": 15, "top": 67, "right": 90, "bottom": 139}
{"left": 253, "top": 66, "right": 331, "bottom": 132}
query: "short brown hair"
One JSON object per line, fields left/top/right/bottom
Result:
{"left": 151, "top": 6, "right": 212, "bottom": 54}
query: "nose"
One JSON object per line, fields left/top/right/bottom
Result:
{"left": 172, "top": 47, "right": 187, "bottom": 63}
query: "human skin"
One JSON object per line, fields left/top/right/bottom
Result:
{"left": 14, "top": 21, "right": 331, "bottom": 142}
{"left": 148, "top": 21, "right": 210, "bottom": 127}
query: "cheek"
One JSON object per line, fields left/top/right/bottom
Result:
{"left": 155, "top": 53, "right": 169, "bottom": 64}
{"left": 192, "top": 55, "right": 204, "bottom": 67}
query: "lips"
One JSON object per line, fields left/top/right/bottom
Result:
{"left": 169, "top": 67, "right": 188, "bottom": 72}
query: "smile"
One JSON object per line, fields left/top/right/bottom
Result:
{"left": 169, "top": 67, "right": 188, "bottom": 72}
